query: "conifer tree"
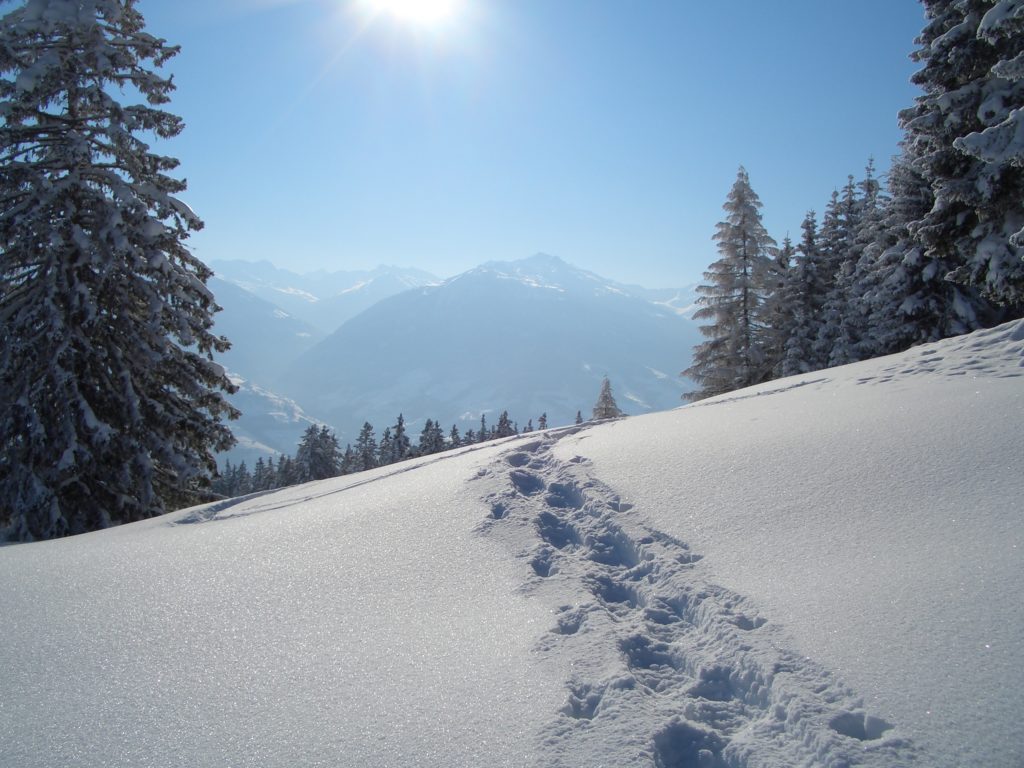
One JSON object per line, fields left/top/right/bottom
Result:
{"left": 494, "top": 410, "right": 515, "bottom": 438}
{"left": 295, "top": 424, "right": 340, "bottom": 481}
{"left": 685, "top": 167, "right": 778, "bottom": 399}
{"left": 591, "top": 376, "right": 624, "bottom": 420}
{"left": 354, "top": 422, "right": 377, "bottom": 472}
{"left": 262, "top": 456, "right": 277, "bottom": 491}
{"left": 477, "top": 414, "right": 488, "bottom": 442}
{"left": 340, "top": 445, "right": 356, "bottom": 475}
{"left": 761, "top": 234, "right": 793, "bottom": 374}
{"left": 391, "top": 414, "right": 410, "bottom": 463}
{"left": 575, "top": 410, "right": 583, "bottom": 425}
{"left": 899, "top": 0, "right": 1024, "bottom": 309}
{"left": 276, "top": 455, "right": 296, "bottom": 487}
{"left": 252, "top": 457, "right": 268, "bottom": 491}
{"left": 449, "top": 424, "right": 461, "bottom": 447}
{"left": 538, "top": 413, "right": 548, "bottom": 430}
{"left": 814, "top": 178, "right": 863, "bottom": 366}
{"left": 777, "top": 212, "right": 825, "bottom": 377}
{"left": 418, "top": 419, "right": 445, "bottom": 455}
{"left": 377, "top": 427, "right": 394, "bottom": 466}
{"left": 0, "top": 0, "right": 237, "bottom": 540}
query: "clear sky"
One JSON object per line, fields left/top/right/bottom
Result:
{"left": 141, "top": 0, "right": 926, "bottom": 288}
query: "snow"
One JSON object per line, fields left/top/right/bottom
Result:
{"left": 1, "top": 321, "right": 1022, "bottom": 767}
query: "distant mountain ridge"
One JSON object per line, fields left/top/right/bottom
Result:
{"left": 274, "top": 253, "right": 700, "bottom": 443}
{"left": 209, "top": 260, "right": 439, "bottom": 334}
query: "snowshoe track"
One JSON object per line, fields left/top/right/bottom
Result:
{"left": 477, "top": 433, "right": 921, "bottom": 767}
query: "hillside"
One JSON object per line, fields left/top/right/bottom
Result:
{"left": 1, "top": 321, "right": 1020, "bottom": 767}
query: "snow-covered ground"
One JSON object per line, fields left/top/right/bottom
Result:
{"left": 1, "top": 321, "right": 1021, "bottom": 767}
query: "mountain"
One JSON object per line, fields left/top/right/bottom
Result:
{"left": 275, "top": 254, "right": 701, "bottom": 442}
{"left": 209, "top": 260, "right": 439, "bottom": 334}
{"left": 3, "top": 320, "right": 1021, "bottom": 767}
{"left": 220, "top": 375, "right": 322, "bottom": 468}
{"left": 208, "top": 276, "right": 323, "bottom": 384}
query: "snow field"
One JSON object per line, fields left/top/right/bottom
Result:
{"left": 555, "top": 319, "right": 1024, "bottom": 768}
{"left": 0, "top": 442, "right": 566, "bottom": 768}
{"left": 1, "top": 320, "right": 1021, "bottom": 767}
{"left": 476, "top": 432, "right": 918, "bottom": 767}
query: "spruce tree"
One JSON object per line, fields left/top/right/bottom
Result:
{"left": 537, "top": 412, "right": 548, "bottom": 430}
{"left": 295, "top": 424, "right": 340, "bottom": 481}
{"left": 418, "top": 419, "right": 445, "bottom": 455}
{"left": 591, "top": 376, "right": 624, "bottom": 420}
{"left": 777, "top": 212, "right": 826, "bottom": 377}
{"left": 899, "top": 0, "right": 1024, "bottom": 309}
{"left": 685, "top": 166, "right": 778, "bottom": 399}
{"left": 0, "top": 0, "right": 237, "bottom": 540}
{"left": 761, "top": 234, "right": 793, "bottom": 375}
{"left": 494, "top": 410, "right": 515, "bottom": 438}
{"left": 340, "top": 445, "right": 356, "bottom": 475}
{"left": 377, "top": 427, "right": 394, "bottom": 466}
{"left": 391, "top": 414, "right": 410, "bottom": 462}
{"left": 449, "top": 424, "right": 461, "bottom": 447}
{"left": 354, "top": 422, "right": 377, "bottom": 472}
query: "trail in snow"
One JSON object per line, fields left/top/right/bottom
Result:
{"left": 476, "top": 430, "right": 921, "bottom": 768}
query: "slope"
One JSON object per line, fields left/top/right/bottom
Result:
{"left": 208, "top": 276, "right": 323, "bottom": 384}
{"left": 1, "top": 321, "right": 1020, "bottom": 767}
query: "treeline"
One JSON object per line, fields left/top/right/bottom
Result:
{"left": 215, "top": 374, "right": 629, "bottom": 499}
{"left": 212, "top": 410, "right": 558, "bottom": 498}
{"left": 686, "top": 4, "right": 1024, "bottom": 400}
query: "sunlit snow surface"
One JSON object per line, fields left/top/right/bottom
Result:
{"left": 1, "top": 321, "right": 1022, "bottom": 767}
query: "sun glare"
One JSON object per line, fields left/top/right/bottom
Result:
{"left": 365, "top": 0, "right": 459, "bottom": 25}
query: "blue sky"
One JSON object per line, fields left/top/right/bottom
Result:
{"left": 142, "top": 0, "right": 925, "bottom": 287}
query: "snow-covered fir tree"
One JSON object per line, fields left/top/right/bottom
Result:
{"left": 591, "top": 376, "right": 624, "bottom": 420}
{"left": 494, "top": 410, "right": 515, "bottom": 438}
{"left": 777, "top": 212, "right": 825, "bottom": 377}
{"left": 340, "top": 445, "right": 356, "bottom": 475}
{"left": 760, "top": 234, "right": 793, "bottom": 373}
{"left": 377, "top": 427, "right": 395, "bottom": 466}
{"left": 294, "top": 425, "right": 341, "bottom": 482}
{"left": 391, "top": 413, "right": 411, "bottom": 463}
{"left": 899, "top": 0, "right": 1024, "bottom": 309}
{"left": 416, "top": 419, "right": 445, "bottom": 455}
{"left": 685, "top": 167, "right": 778, "bottom": 399}
{"left": 354, "top": 422, "right": 377, "bottom": 472}
{"left": 0, "top": 0, "right": 237, "bottom": 541}
{"left": 537, "top": 412, "right": 548, "bottom": 430}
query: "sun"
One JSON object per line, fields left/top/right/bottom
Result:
{"left": 364, "top": 0, "right": 459, "bottom": 25}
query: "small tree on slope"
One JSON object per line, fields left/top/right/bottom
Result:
{"left": 592, "top": 376, "right": 624, "bottom": 420}
{"left": 0, "top": 0, "right": 237, "bottom": 541}
{"left": 685, "top": 166, "right": 778, "bottom": 400}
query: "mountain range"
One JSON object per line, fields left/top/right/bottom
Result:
{"left": 209, "top": 260, "right": 438, "bottom": 334}
{"left": 209, "top": 254, "right": 700, "bottom": 460}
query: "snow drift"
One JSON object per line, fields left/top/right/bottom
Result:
{"left": 1, "top": 321, "right": 1021, "bottom": 767}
